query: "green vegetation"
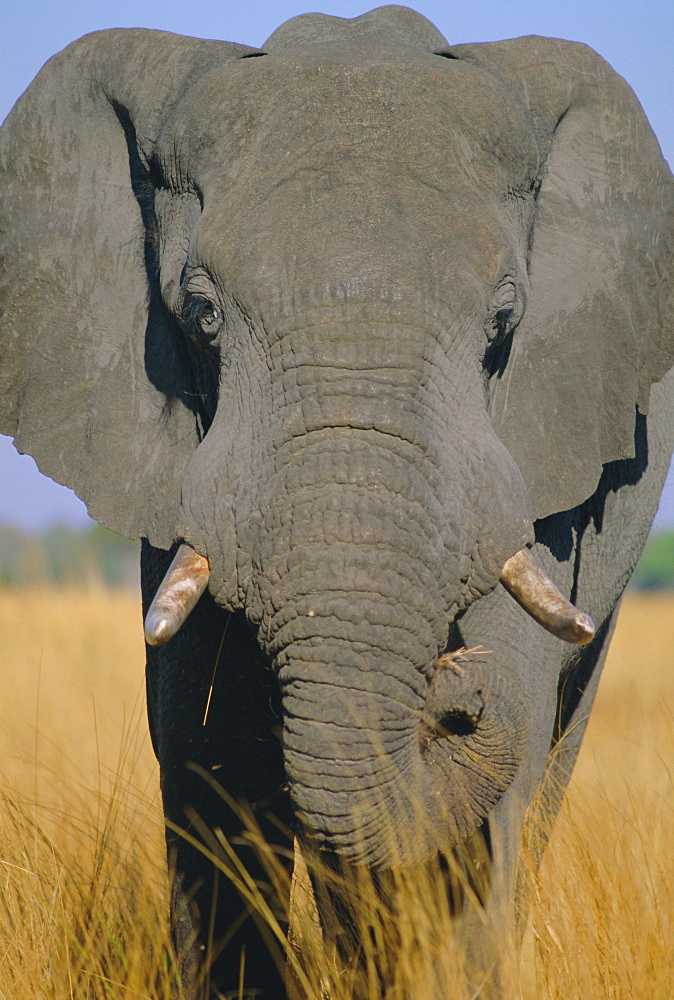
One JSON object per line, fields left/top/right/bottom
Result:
{"left": 0, "top": 523, "right": 139, "bottom": 587}
{"left": 631, "top": 529, "right": 674, "bottom": 590}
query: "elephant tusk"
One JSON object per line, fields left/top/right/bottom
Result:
{"left": 144, "top": 543, "right": 210, "bottom": 646}
{"left": 500, "top": 547, "right": 595, "bottom": 646}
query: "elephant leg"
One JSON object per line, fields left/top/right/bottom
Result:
{"left": 287, "top": 842, "right": 398, "bottom": 1000}
{"left": 162, "top": 762, "right": 293, "bottom": 1000}
{"left": 291, "top": 828, "right": 492, "bottom": 1000}
{"left": 142, "top": 542, "right": 294, "bottom": 1000}
{"left": 286, "top": 841, "right": 326, "bottom": 1000}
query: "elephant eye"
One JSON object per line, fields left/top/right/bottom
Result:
{"left": 492, "top": 308, "right": 513, "bottom": 344}
{"left": 487, "top": 280, "right": 523, "bottom": 344}
{"left": 183, "top": 292, "right": 223, "bottom": 342}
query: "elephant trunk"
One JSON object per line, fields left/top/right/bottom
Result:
{"left": 175, "top": 316, "right": 535, "bottom": 866}
{"left": 275, "top": 627, "right": 527, "bottom": 868}
{"left": 246, "top": 425, "right": 528, "bottom": 867}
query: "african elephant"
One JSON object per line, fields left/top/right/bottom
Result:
{"left": 1, "top": 4, "right": 672, "bottom": 997}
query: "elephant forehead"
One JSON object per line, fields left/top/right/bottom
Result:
{"left": 193, "top": 178, "right": 511, "bottom": 314}
{"left": 262, "top": 7, "right": 449, "bottom": 54}
{"left": 163, "top": 47, "right": 540, "bottom": 195}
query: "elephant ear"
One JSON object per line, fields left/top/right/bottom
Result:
{"left": 454, "top": 37, "right": 674, "bottom": 520}
{"left": 0, "top": 29, "right": 256, "bottom": 547}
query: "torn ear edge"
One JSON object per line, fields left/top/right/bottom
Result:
{"left": 454, "top": 36, "right": 674, "bottom": 520}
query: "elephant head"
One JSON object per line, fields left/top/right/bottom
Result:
{"left": 1, "top": 6, "right": 671, "bottom": 869}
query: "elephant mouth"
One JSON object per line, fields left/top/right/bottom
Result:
{"left": 143, "top": 542, "right": 595, "bottom": 649}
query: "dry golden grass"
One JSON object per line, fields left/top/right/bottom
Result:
{"left": 0, "top": 586, "right": 170, "bottom": 999}
{"left": 0, "top": 587, "right": 671, "bottom": 998}
{"left": 526, "top": 595, "right": 674, "bottom": 1000}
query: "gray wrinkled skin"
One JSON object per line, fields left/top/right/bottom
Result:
{"left": 1, "top": 6, "right": 672, "bottom": 998}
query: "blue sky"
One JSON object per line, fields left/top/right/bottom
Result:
{"left": 1, "top": 1, "right": 673, "bottom": 532}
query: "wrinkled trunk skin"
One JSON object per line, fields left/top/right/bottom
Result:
{"left": 277, "top": 612, "right": 527, "bottom": 869}
{"left": 181, "top": 317, "right": 531, "bottom": 868}
{"left": 247, "top": 428, "right": 527, "bottom": 870}
{"left": 256, "top": 464, "right": 528, "bottom": 999}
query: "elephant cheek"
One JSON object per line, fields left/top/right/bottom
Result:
{"left": 175, "top": 434, "right": 242, "bottom": 611}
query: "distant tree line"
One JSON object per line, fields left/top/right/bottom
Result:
{"left": 630, "top": 529, "right": 674, "bottom": 590}
{"left": 0, "top": 523, "right": 672, "bottom": 590}
{"left": 0, "top": 524, "right": 139, "bottom": 587}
